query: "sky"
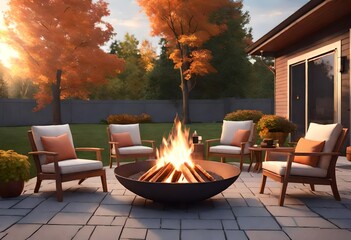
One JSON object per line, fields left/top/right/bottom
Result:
{"left": 0, "top": 0, "right": 309, "bottom": 62}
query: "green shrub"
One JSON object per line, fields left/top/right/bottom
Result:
{"left": 257, "top": 115, "right": 297, "bottom": 138}
{"left": 107, "top": 113, "right": 152, "bottom": 124}
{"left": 0, "top": 150, "right": 30, "bottom": 182}
{"left": 224, "top": 109, "right": 264, "bottom": 123}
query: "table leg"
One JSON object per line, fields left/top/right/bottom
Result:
{"left": 253, "top": 151, "right": 262, "bottom": 172}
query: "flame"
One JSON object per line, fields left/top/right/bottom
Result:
{"left": 156, "top": 118, "right": 195, "bottom": 182}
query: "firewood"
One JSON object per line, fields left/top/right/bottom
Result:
{"left": 149, "top": 162, "right": 174, "bottom": 182}
{"left": 184, "top": 162, "right": 205, "bottom": 182}
{"left": 170, "top": 170, "right": 181, "bottom": 182}
{"left": 139, "top": 164, "right": 160, "bottom": 181}
{"left": 194, "top": 164, "right": 215, "bottom": 181}
{"left": 180, "top": 164, "right": 198, "bottom": 183}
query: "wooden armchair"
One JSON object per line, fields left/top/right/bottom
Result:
{"left": 107, "top": 124, "right": 156, "bottom": 168}
{"left": 206, "top": 120, "right": 255, "bottom": 170}
{"left": 28, "top": 124, "right": 108, "bottom": 202}
{"left": 260, "top": 122, "right": 348, "bottom": 206}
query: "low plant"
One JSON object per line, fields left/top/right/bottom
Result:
{"left": 257, "top": 115, "right": 297, "bottom": 138}
{"left": 0, "top": 150, "right": 30, "bottom": 183}
{"left": 224, "top": 109, "right": 264, "bottom": 123}
{"left": 107, "top": 113, "right": 152, "bottom": 124}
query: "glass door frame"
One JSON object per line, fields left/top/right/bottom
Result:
{"left": 287, "top": 41, "right": 342, "bottom": 133}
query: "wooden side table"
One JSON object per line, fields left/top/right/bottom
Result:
{"left": 248, "top": 146, "right": 295, "bottom": 172}
{"left": 192, "top": 143, "right": 205, "bottom": 160}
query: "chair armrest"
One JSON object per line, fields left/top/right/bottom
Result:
{"left": 75, "top": 147, "right": 104, "bottom": 161}
{"left": 206, "top": 138, "right": 220, "bottom": 144}
{"left": 141, "top": 140, "right": 155, "bottom": 148}
{"left": 28, "top": 150, "right": 58, "bottom": 156}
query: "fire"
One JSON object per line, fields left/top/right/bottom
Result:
{"left": 139, "top": 118, "right": 215, "bottom": 183}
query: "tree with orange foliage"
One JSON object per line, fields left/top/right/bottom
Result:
{"left": 3, "top": 0, "right": 124, "bottom": 124}
{"left": 138, "top": 0, "right": 235, "bottom": 123}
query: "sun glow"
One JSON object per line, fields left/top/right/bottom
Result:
{"left": 0, "top": 17, "right": 18, "bottom": 69}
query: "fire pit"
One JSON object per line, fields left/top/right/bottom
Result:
{"left": 114, "top": 118, "right": 241, "bottom": 203}
{"left": 114, "top": 159, "right": 240, "bottom": 203}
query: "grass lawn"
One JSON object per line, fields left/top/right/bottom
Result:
{"left": 0, "top": 123, "right": 229, "bottom": 177}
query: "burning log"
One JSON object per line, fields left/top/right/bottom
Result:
{"left": 180, "top": 163, "right": 197, "bottom": 183}
{"left": 195, "top": 164, "right": 215, "bottom": 182}
{"left": 184, "top": 162, "right": 205, "bottom": 182}
{"left": 149, "top": 162, "right": 175, "bottom": 182}
{"left": 139, "top": 164, "right": 160, "bottom": 181}
{"left": 171, "top": 170, "right": 182, "bottom": 182}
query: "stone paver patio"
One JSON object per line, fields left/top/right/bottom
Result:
{"left": 1, "top": 157, "right": 351, "bottom": 240}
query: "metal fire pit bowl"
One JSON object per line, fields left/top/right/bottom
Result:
{"left": 114, "top": 160, "right": 241, "bottom": 203}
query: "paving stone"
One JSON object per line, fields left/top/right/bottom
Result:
{"left": 232, "top": 207, "right": 271, "bottom": 217}
{"left": 49, "top": 212, "right": 92, "bottom": 225}
{"left": 72, "top": 226, "right": 95, "bottom": 240}
{"left": 120, "top": 228, "right": 147, "bottom": 239}
{"left": 237, "top": 217, "right": 281, "bottom": 230}
{"left": 311, "top": 207, "right": 351, "bottom": 219}
{"left": 294, "top": 217, "right": 337, "bottom": 228}
{"left": 111, "top": 217, "right": 127, "bottom": 226}
{"left": 275, "top": 217, "right": 297, "bottom": 227}
{"left": 0, "top": 208, "right": 31, "bottom": 216}
{"left": 88, "top": 216, "right": 114, "bottom": 225}
{"left": 27, "top": 225, "right": 82, "bottom": 240}
{"left": 33, "top": 200, "right": 67, "bottom": 212}
{"left": 329, "top": 219, "right": 351, "bottom": 228}
{"left": 222, "top": 220, "right": 239, "bottom": 230}
{"left": 13, "top": 197, "right": 46, "bottom": 209}
{"left": 245, "top": 230, "right": 290, "bottom": 240}
{"left": 89, "top": 226, "right": 122, "bottom": 240}
{"left": 225, "top": 230, "right": 248, "bottom": 240}
{"left": 61, "top": 202, "right": 99, "bottom": 213}
{"left": 199, "top": 209, "right": 235, "bottom": 219}
{"left": 125, "top": 218, "right": 161, "bottom": 228}
{"left": 0, "top": 216, "right": 22, "bottom": 232}
{"left": 2, "top": 224, "right": 41, "bottom": 240}
{"left": 0, "top": 199, "right": 21, "bottom": 209}
{"left": 101, "top": 195, "right": 135, "bottom": 205}
{"left": 146, "top": 229, "right": 179, "bottom": 240}
{"left": 266, "top": 205, "right": 318, "bottom": 217}
{"left": 130, "top": 207, "right": 197, "bottom": 219}
{"left": 161, "top": 219, "right": 180, "bottom": 229}
{"left": 181, "top": 230, "right": 226, "bottom": 240}
{"left": 181, "top": 219, "right": 222, "bottom": 230}
{"left": 18, "top": 210, "right": 57, "bottom": 224}
{"left": 61, "top": 192, "right": 107, "bottom": 203}
{"left": 284, "top": 227, "right": 351, "bottom": 240}
{"left": 95, "top": 204, "right": 131, "bottom": 216}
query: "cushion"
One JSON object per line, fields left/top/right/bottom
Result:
{"left": 111, "top": 132, "right": 134, "bottom": 147}
{"left": 41, "top": 133, "right": 77, "bottom": 163}
{"left": 262, "top": 161, "right": 327, "bottom": 178}
{"left": 220, "top": 120, "right": 253, "bottom": 145}
{"left": 209, "top": 145, "right": 243, "bottom": 155}
{"left": 31, "top": 124, "right": 75, "bottom": 164}
{"left": 41, "top": 159, "right": 103, "bottom": 174}
{"left": 109, "top": 124, "right": 142, "bottom": 145}
{"left": 231, "top": 129, "right": 251, "bottom": 147}
{"left": 117, "top": 146, "right": 154, "bottom": 155}
{"left": 293, "top": 138, "right": 325, "bottom": 167}
{"left": 304, "top": 122, "right": 342, "bottom": 169}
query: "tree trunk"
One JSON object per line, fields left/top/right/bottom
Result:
{"left": 179, "top": 68, "right": 191, "bottom": 124}
{"left": 52, "top": 69, "right": 62, "bottom": 125}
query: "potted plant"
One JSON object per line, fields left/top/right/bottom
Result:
{"left": 0, "top": 150, "right": 30, "bottom": 198}
{"left": 257, "top": 115, "right": 297, "bottom": 145}
{"left": 224, "top": 109, "right": 264, "bottom": 123}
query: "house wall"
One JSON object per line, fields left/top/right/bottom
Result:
{"left": 274, "top": 16, "right": 351, "bottom": 132}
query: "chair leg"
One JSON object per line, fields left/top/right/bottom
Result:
{"left": 101, "top": 171, "right": 108, "bottom": 192}
{"left": 310, "top": 184, "right": 315, "bottom": 191}
{"left": 259, "top": 175, "right": 267, "bottom": 194}
{"left": 239, "top": 155, "right": 243, "bottom": 171}
{"left": 55, "top": 178, "right": 63, "bottom": 202}
{"left": 331, "top": 179, "right": 341, "bottom": 201}
{"left": 34, "top": 179, "right": 42, "bottom": 193}
{"left": 78, "top": 179, "right": 86, "bottom": 185}
{"left": 109, "top": 155, "right": 113, "bottom": 168}
{"left": 248, "top": 152, "right": 253, "bottom": 172}
{"left": 279, "top": 181, "right": 289, "bottom": 206}
{"left": 221, "top": 157, "right": 225, "bottom": 163}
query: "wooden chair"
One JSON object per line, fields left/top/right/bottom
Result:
{"left": 260, "top": 122, "right": 348, "bottom": 206}
{"left": 28, "top": 124, "right": 108, "bottom": 202}
{"left": 206, "top": 120, "right": 255, "bottom": 170}
{"left": 107, "top": 124, "right": 156, "bottom": 168}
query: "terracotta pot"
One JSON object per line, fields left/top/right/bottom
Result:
{"left": 262, "top": 132, "right": 289, "bottom": 146}
{"left": 0, "top": 180, "right": 24, "bottom": 198}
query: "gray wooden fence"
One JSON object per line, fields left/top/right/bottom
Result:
{"left": 0, "top": 98, "right": 273, "bottom": 126}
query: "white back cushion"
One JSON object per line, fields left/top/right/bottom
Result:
{"left": 109, "top": 124, "right": 142, "bottom": 145}
{"left": 304, "top": 122, "right": 342, "bottom": 169}
{"left": 220, "top": 120, "right": 253, "bottom": 145}
{"left": 31, "top": 124, "right": 74, "bottom": 164}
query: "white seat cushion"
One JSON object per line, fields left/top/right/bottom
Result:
{"left": 109, "top": 124, "right": 142, "bottom": 145}
{"left": 114, "top": 146, "right": 154, "bottom": 155}
{"left": 209, "top": 145, "right": 244, "bottom": 155}
{"left": 41, "top": 159, "right": 103, "bottom": 174}
{"left": 304, "top": 122, "right": 342, "bottom": 169}
{"left": 262, "top": 161, "right": 327, "bottom": 178}
{"left": 220, "top": 120, "right": 253, "bottom": 145}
